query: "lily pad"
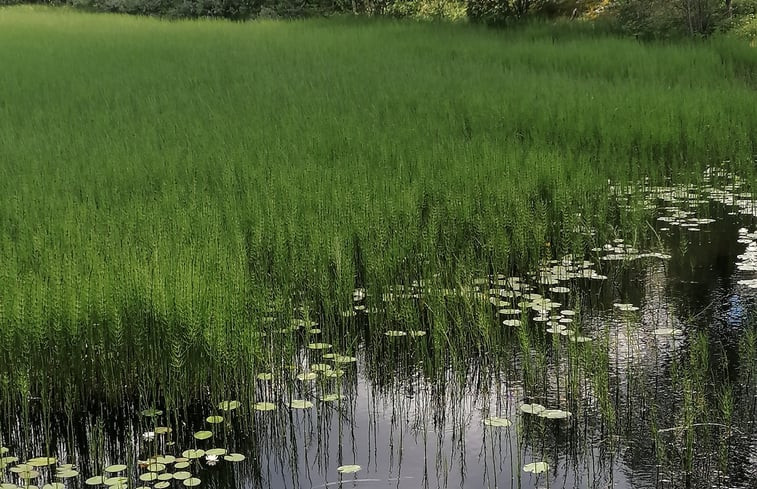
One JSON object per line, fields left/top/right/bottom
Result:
{"left": 653, "top": 328, "right": 683, "bottom": 336}
{"left": 538, "top": 409, "right": 572, "bottom": 419}
{"left": 333, "top": 355, "right": 356, "bottom": 364}
{"left": 55, "top": 469, "right": 79, "bottom": 478}
{"left": 27, "top": 457, "right": 57, "bottom": 467}
{"left": 104, "top": 465, "right": 127, "bottom": 473}
{"left": 254, "top": 402, "right": 276, "bottom": 411}
{"left": 218, "top": 400, "right": 241, "bottom": 411}
{"left": 296, "top": 372, "right": 318, "bottom": 381}
{"left": 307, "top": 343, "right": 332, "bottom": 350}
{"left": 256, "top": 373, "right": 273, "bottom": 381}
{"left": 43, "top": 484, "right": 65, "bottom": 489}
{"left": 183, "top": 478, "right": 202, "bottom": 487}
{"left": 158, "top": 473, "right": 174, "bottom": 481}
{"left": 147, "top": 463, "right": 166, "bottom": 472}
{"left": 384, "top": 330, "right": 407, "bottom": 337}
{"left": 206, "top": 416, "right": 224, "bottom": 424}
{"left": 154, "top": 427, "right": 172, "bottom": 435}
{"left": 193, "top": 431, "right": 213, "bottom": 440}
{"left": 85, "top": 476, "right": 104, "bottom": 485}
{"left": 104, "top": 477, "right": 128, "bottom": 486}
{"left": 155, "top": 482, "right": 171, "bottom": 489}
{"left": 173, "top": 472, "right": 192, "bottom": 480}
{"left": 337, "top": 465, "right": 362, "bottom": 474}
{"left": 320, "top": 393, "right": 345, "bottom": 402}
{"left": 140, "top": 473, "right": 159, "bottom": 482}
{"left": 141, "top": 408, "right": 163, "bottom": 417}
{"left": 155, "top": 455, "right": 175, "bottom": 464}
{"left": 523, "top": 462, "right": 549, "bottom": 474}
{"left": 205, "top": 448, "right": 227, "bottom": 457}
{"left": 174, "top": 462, "right": 191, "bottom": 469}
{"left": 181, "top": 449, "right": 205, "bottom": 459}
{"left": 223, "top": 453, "right": 245, "bottom": 463}
{"left": 519, "top": 403, "right": 546, "bottom": 415}
{"left": 483, "top": 416, "right": 512, "bottom": 427}
{"left": 287, "top": 400, "right": 313, "bottom": 409}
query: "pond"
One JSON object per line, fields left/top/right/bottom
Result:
{"left": 1, "top": 170, "right": 757, "bottom": 489}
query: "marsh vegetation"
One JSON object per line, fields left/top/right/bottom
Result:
{"left": 0, "top": 6, "right": 756, "bottom": 488}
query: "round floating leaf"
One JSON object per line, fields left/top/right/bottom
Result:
{"left": 483, "top": 416, "right": 512, "bottom": 427}
{"left": 1, "top": 456, "right": 19, "bottom": 465}
{"left": 310, "top": 363, "right": 332, "bottom": 372}
{"left": 332, "top": 354, "right": 356, "bottom": 364}
{"left": 173, "top": 471, "right": 191, "bottom": 480}
{"left": 57, "top": 464, "right": 74, "bottom": 470}
{"left": 307, "top": 343, "right": 332, "bottom": 350}
{"left": 147, "top": 463, "right": 166, "bottom": 472}
{"left": 653, "top": 328, "right": 682, "bottom": 336}
{"left": 0, "top": 484, "right": 14, "bottom": 489}
{"left": 55, "top": 469, "right": 79, "bottom": 478}
{"left": 503, "top": 319, "right": 522, "bottom": 327}
{"left": 181, "top": 450, "right": 205, "bottom": 460}
{"left": 154, "top": 427, "right": 172, "bottom": 435}
{"left": 183, "top": 477, "right": 202, "bottom": 487}
{"left": 223, "top": 454, "right": 245, "bottom": 463}
{"left": 85, "top": 476, "right": 104, "bottom": 485}
{"left": 155, "top": 455, "right": 175, "bottom": 464}
{"left": 174, "top": 462, "right": 190, "bottom": 469}
{"left": 384, "top": 330, "right": 407, "bottom": 337}
{"left": 155, "top": 482, "right": 171, "bottom": 489}
{"left": 538, "top": 409, "right": 572, "bottom": 419}
{"left": 218, "top": 400, "right": 241, "bottom": 411}
{"left": 337, "top": 465, "right": 361, "bottom": 474}
{"left": 205, "top": 449, "right": 226, "bottom": 457}
{"left": 43, "top": 484, "right": 65, "bottom": 489}
{"left": 322, "top": 353, "right": 336, "bottom": 359}
{"left": 18, "top": 469, "right": 40, "bottom": 479}
{"left": 158, "top": 473, "right": 174, "bottom": 481}
{"left": 10, "top": 464, "right": 32, "bottom": 473}
{"left": 104, "top": 477, "right": 128, "bottom": 487}
{"left": 105, "top": 465, "right": 127, "bottom": 473}
{"left": 206, "top": 416, "right": 224, "bottom": 424}
{"left": 140, "top": 408, "right": 163, "bottom": 417}
{"left": 0, "top": 447, "right": 7, "bottom": 455}
{"left": 409, "top": 330, "right": 427, "bottom": 337}
{"left": 193, "top": 431, "right": 213, "bottom": 441}
{"left": 140, "top": 473, "right": 159, "bottom": 482}
{"left": 523, "top": 462, "right": 549, "bottom": 474}
{"left": 296, "top": 372, "right": 318, "bottom": 381}
{"left": 323, "top": 369, "right": 345, "bottom": 378}
{"left": 320, "top": 394, "right": 344, "bottom": 402}
{"left": 287, "top": 400, "right": 313, "bottom": 409}
{"left": 27, "top": 457, "right": 57, "bottom": 467}
{"left": 254, "top": 402, "right": 276, "bottom": 411}
{"left": 256, "top": 373, "right": 273, "bottom": 381}
{"left": 520, "top": 403, "right": 546, "bottom": 415}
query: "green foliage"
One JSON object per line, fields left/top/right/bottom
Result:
{"left": 0, "top": 7, "right": 756, "bottom": 404}
{"left": 610, "top": 0, "right": 757, "bottom": 38}
{"left": 384, "top": 0, "right": 467, "bottom": 20}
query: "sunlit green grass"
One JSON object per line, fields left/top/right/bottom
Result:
{"left": 0, "top": 5, "right": 756, "bottom": 405}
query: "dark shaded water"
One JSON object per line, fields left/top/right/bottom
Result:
{"left": 2, "top": 180, "right": 757, "bottom": 489}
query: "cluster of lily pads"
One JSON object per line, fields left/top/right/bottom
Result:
{"left": 482, "top": 402, "right": 572, "bottom": 476}
{"left": 0, "top": 448, "right": 77, "bottom": 489}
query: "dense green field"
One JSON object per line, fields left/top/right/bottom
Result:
{"left": 0, "top": 6, "right": 756, "bottom": 407}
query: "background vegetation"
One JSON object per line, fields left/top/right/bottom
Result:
{"left": 1, "top": 0, "right": 756, "bottom": 41}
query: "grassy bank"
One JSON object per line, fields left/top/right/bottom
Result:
{"left": 0, "top": 5, "right": 756, "bottom": 407}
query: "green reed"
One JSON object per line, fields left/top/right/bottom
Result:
{"left": 0, "top": 5, "right": 756, "bottom": 407}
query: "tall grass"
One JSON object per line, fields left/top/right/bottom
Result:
{"left": 0, "top": 5, "right": 756, "bottom": 407}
